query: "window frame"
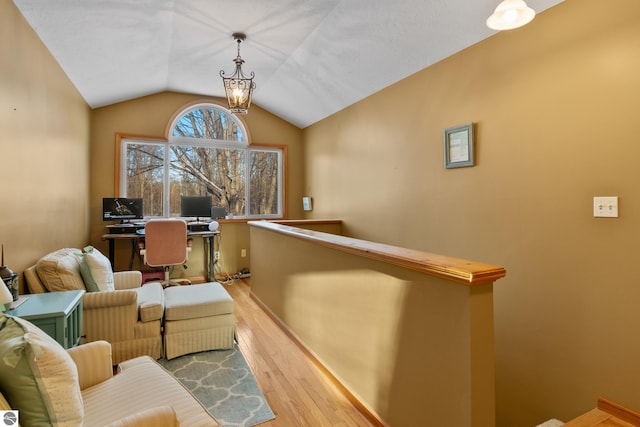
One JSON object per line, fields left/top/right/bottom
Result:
{"left": 114, "top": 103, "right": 286, "bottom": 220}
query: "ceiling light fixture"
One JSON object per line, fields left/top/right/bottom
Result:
{"left": 220, "top": 32, "right": 256, "bottom": 115}
{"left": 486, "top": 0, "right": 536, "bottom": 31}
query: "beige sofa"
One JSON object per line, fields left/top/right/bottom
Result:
{"left": 0, "top": 314, "right": 219, "bottom": 426}
{"left": 24, "top": 247, "right": 164, "bottom": 365}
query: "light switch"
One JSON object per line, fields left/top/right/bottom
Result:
{"left": 302, "top": 197, "right": 313, "bottom": 211}
{"left": 593, "top": 196, "right": 618, "bottom": 218}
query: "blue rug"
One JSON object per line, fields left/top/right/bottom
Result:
{"left": 159, "top": 345, "right": 275, "bottom": 427}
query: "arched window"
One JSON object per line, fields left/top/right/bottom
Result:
{"left": 170, "top": 103, "right": 248, "bottom": 142}
{"left": 119, "top": 103, "right": 283, "bottom": 219}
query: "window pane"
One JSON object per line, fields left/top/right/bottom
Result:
{"left": 169, "top": 145, "right": 246, "bottom": 217}
{"left": 125, "top": 142, "right": 164, "bottom": 216}
{"left": 249, "top": 150, "right": 280, "bottom": 216}
{"left": 172, "top": 107, "right": 246, "bottom": 142}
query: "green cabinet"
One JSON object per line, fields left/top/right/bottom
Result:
{"left": 7, "top": 290, "right": 84, "bottom": 349}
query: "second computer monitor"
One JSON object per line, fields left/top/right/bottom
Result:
{"left": 180, "top": 196, "right": 212, "bottom": 222}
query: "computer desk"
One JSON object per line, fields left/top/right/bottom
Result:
{"left": 101, "top": 230, "right": 220, "bottom": 282}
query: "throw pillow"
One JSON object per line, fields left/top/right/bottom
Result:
{"left": 77, "top": 254, "right": 101, "bottom": 293}
{"left": 35, "top": 248, "right": 86, "bottom": 292}
{"left": 0, "top": 314, "right": 84, "bottom": 426}
{"left": 81, "top": 246, "right": 115, "bottom": 292}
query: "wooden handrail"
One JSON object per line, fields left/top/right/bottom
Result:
{"left": 250, "top": 220, "right": 506, "bottom": 285}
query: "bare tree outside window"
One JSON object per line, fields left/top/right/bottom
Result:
{"left": 250, "top": 150, "right": 279, "bottom": 215}
{"left": 169, "top": 145, "right": 246, "bottom": 216}
{"left": 173, "top": 105, "right": 243, "bottom": 141}
{"left": 126, "top": 142, "right": 164, "bottom": 217}
{"left": 121, "top": 103, "right": 283, "bottom": 219}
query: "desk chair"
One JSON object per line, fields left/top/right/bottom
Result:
{"left": 141, "top": 219, "right": 190, "bottom": 287}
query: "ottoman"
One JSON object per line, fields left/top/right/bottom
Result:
{"left": 163, "top": 282, "right": 235, "bottom": 359}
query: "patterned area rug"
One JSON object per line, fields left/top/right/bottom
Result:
{"left": 159, "top": 345, "right": 275, "bottom": 427}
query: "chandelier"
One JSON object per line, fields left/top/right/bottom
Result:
{"left": 486, "top": 0, "right": 535, "bottom": 31}
{"left": 220, "top": 33, "right": 256, "bottom": 115}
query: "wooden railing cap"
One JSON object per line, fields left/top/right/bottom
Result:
{"left": 249, "top": 220, "right": 506, "bottom": 286}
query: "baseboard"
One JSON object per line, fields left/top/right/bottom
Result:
{"left": 249, "top": 291, "right": 389, "bottom": 427}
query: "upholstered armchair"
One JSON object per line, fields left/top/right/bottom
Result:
{"left": 0, "top": 316, "right": 219, "bottom": 426}
{"left": 24, "top": 247, "right": 163, "bottom": 365}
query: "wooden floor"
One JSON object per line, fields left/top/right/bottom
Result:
{"left": 222, "top": 279, "right": 376, "bottom": 427}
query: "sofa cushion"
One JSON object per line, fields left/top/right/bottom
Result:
{"left": 133, "top": 283, "right": 164, "bottom": 322}
{"left": 164, "top": 282, "right": 233, "bottom": 320}
{"left": 35, "top": 248, "right": 86, "bottom": 292}
{"left": 164, "top": 282, "right": 234, "bottom": 321}
{"left": 82, "top": 356, "right": 218, "bottom": 426}
{"left": 104, "top": 406, "right": 179, "bottom": 427}
{"left": 0, "top": 314, "right": 84, "bottom": 426}
{"left": 79, "top": 246, "right": 115, "bottom": 292}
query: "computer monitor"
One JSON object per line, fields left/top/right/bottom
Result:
{"left": 180, "top": 196, "right": 212, "bottom": 222}
{"left": 102, "top": 198, "right": 144, "bottom": 222}
{"left": 211, "top": 206, "right": 227, "bottom": 219}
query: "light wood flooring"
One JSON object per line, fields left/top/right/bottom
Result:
{"left": 222, "top": 279, "right": 377, "bottom": 427}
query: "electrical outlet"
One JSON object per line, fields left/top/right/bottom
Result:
{"left": 241, "top": 249, "right": 247, "bottom": 257}
{"left": 214, "top": 251, "right": 221, "bottom": 260}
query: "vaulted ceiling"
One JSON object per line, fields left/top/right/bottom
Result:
{"left": 13, "top": 0, "right": 563, "bottom": 128}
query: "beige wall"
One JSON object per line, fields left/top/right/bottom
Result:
{"left": 89, "top": 93, "right": 304, "bottom": 274}
{"left": 0, "top": 0, "right": 90, "bottom": 289}
{"left": 303, "top": 0, "right": 640, "bottom": 425}
{"left": 250, "top": 223, "right": 498, "bottom": 426}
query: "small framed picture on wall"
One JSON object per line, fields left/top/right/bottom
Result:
{"left": 444, "top": 123, "right": 475, "bottom": 169}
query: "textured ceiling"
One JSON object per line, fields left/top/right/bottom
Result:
{"left": 13, "top": 0, "right": 563, "bottom": 128}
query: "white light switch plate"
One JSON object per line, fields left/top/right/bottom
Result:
{"left": 593, "top": 196, "right": 618, "bottom": 218}
{"left": 302, "top": 197, "right": 312, "bottom": 211}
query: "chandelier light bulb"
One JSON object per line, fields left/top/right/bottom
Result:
{"left": 232, "top": 87, "right": 245, "bottom": 103}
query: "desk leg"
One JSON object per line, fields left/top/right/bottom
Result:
{"left": 108, "top": 239, "right": 115, "bottom": 269}
{"left": 207, "top": 235, "right": 215, "bottom": 282}
{"left": 129, "top": 239, "right": 137, "bottom": 271}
